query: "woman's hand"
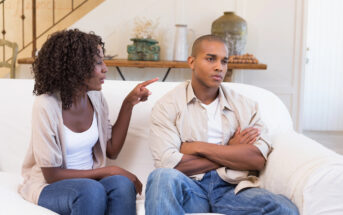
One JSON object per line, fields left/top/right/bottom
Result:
{"left": 228, "top": 127, "right": 260, "bottom": 145}
{"left": 103, "top": 166, "right": 143, "bottom": 195}
{"left": 124, "top": 77, "right": 159, "bottom": 107}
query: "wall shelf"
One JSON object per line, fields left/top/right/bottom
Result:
{"left": 18, "top": 57, "right": 267, "bottom": 81}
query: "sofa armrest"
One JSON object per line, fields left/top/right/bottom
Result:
{"left": 0, "top": 172, "right": 58, "bottom": 215}
{"left": 259, "top": 131, "right": 343, "bottom": 214}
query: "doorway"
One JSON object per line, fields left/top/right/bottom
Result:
{"left": 303, "top": 0, "right": 343, "bottom": 131}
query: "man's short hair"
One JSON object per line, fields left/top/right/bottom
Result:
{"left": 191, "top": 35, "right": 227, "bottom": 57}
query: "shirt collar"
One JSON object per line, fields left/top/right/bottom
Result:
{"left": 186, "top": 81, "right": 233, "bottom": 111}
{"left": 218, "top": 86, "right": 233, "bottom": 111}
{"left": 186, "top": 81, "right": 197, "bottom": 104}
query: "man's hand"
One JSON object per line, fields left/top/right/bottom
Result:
{"left": 124, "top": 77, "right": 159, "bottom": 107}
{"left": 229, "top": 127, "right": 260, "bottom": 145}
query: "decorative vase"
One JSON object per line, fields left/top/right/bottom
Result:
{"left": 127, "top": 38, "right": 160, "bottom": 61}
{"left": 173, "top": 24, "right": 188, "bottom": 61}
{"left": 211, "top": 11, "right": 247, "bottom": 56}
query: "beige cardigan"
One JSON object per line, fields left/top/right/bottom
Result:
{"left": 18, "top": 91, "right": 112, "bottom": 204}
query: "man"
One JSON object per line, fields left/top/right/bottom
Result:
{"left": 145, "top": 35, "right": 299, "bottom": 215}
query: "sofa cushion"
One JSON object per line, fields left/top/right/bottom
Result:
{"left": 225, "top": 83, "right": 293, "bottom": 135}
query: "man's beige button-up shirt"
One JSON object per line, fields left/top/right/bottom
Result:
{"left": 149, "top": 81, "right": 272, "bottom": 193}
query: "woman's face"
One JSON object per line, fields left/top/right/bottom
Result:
{"left": 85, "top": 45, "right": 107, "bottom": 91}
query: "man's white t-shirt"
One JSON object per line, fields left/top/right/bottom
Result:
{"left": 201, "top": 97, "right": 223, "bottom": 144}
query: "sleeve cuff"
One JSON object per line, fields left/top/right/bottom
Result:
{"left": 253, "top": 140, "right": 271, "bottom": 160}
{"left": 160, "top": 151, "right": 183, "bottom": 168}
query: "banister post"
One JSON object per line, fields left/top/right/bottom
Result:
{"left": 32, "top": 0, "right": 36, "bottom": 57}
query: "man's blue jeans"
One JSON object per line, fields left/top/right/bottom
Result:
{"left": 38, "top": 175, "right": 136, "bottom": 215}
{"left": 145, "top": 168, "right": 299, "bottom": 215}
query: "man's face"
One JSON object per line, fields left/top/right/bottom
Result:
{"left": 188, "top": 40, "right": 228, "bottom": 89}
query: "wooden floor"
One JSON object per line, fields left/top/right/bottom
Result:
{"left": 303, "top": 130, "right": 343, "bottom": 155}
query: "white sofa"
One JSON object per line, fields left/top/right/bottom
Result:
{"left": 0, "top": 79, "right": 343, "bottom": 215}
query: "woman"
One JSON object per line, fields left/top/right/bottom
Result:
{"left": 18, "top": 29, "right": 158, "bottom": 215}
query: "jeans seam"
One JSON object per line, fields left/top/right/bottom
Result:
{"left": 208, "top": 170, "right": 215, "bottom": 199}
{"left": 188, "top": 190, "right": 207, "bottom": 199}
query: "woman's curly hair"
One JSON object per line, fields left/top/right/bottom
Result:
{"left": 33, "top": 29, "right": 104, "bottom": 109}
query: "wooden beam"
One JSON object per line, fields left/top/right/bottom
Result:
{"left": 32, "top": 0, "right": 36, "bottom": 57}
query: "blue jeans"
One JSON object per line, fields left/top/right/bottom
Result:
{"left": 145, "top": 168, "right": 299, "bottom": 215}
{"left": 38, "top": 175, "right": 136, "bottom": 215}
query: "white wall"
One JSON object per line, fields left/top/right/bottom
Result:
{"left": 70, "top": 0, "right": 236, "bottom": 81}
{"left": 234, "top": 0, "right": 305, "bottom": 130}
{"left": 17, "top": 0, "right": 305, "bottom": 129}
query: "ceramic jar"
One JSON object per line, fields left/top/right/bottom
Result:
{"left": 211, "top": 12, "right": 247, "bottom": 56}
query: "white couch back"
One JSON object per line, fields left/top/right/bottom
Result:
{"left": 0, "top": 79, "right": 293, "bottom": 189}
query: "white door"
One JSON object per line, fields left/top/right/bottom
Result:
{"left": 303, "top": 0, "right": 343, "bottom": 131}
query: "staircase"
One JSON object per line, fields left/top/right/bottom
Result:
{"left": 0, "top": 0, "right": 104, "bottom": 77}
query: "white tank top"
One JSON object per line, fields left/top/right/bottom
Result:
{"left": 64, "top": 112, "right": 99, "bottom": 170}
